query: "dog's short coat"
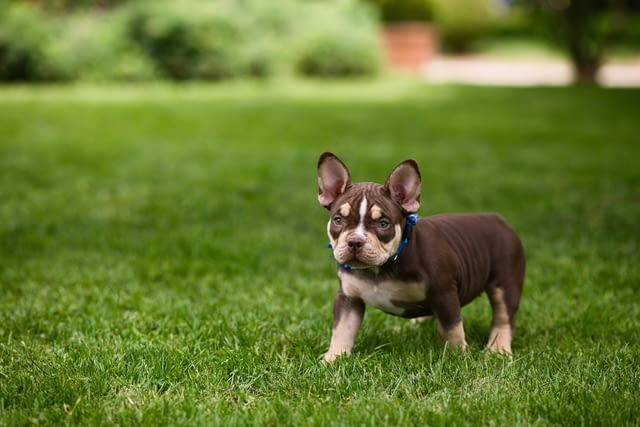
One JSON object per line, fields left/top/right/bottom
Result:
{"left": 317, "top": 152, "right": 525, "bottom": 362}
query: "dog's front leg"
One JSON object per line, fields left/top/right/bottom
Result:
{"left": 323, "top": 290, "right": 365, "bottom": 363}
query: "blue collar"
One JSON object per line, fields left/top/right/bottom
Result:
{"left": 328, "top": 214, "right": 418, "bottom": 271}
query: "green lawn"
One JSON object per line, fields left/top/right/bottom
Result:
{"left": 1, "top": 80, "right": 638, "bottom": 426}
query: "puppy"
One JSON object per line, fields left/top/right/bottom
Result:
{"left": 317, "top": 152, "right": 525, "bottom": 362}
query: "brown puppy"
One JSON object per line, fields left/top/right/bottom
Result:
{"left": 318, "top": 152, "right": 525, "bottom": 362}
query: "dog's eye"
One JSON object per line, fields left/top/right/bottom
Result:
{"left": 333, "top": 215, "right": 343, "bottom": 226}
{"left": 378, "top": 219, "right": 390, "bottom": 229}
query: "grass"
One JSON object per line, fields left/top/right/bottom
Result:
{"left": 1, "top": 80, "right": 639, "bottom": 425}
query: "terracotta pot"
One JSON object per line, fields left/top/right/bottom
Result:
{"left": 381, "top": 22, "right": 437, "bottom": 73}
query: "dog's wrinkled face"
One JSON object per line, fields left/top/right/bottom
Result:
{"left": 318, "top": 152, "right": 421, "bottom": 267}
{"left": 328, "top": 183, "right": 404, "bottom": 266}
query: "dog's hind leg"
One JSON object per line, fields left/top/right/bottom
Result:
{"left": 487, "top": 252, "right": 525, "bottom": 355}
{"left": 432, "top": 290, "right": 468, "bottom": 351}
{"left": 486, "top": 286, "right": 514, "bottom": 355}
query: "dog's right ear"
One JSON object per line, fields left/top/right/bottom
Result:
{"left": 317, "top": 152, "right": 351, "bottom": 209}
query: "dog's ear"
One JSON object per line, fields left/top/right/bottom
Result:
{"left": 317, "top": 152, "right": 351, "bottom": 209}
{"left": 385, "top": 159, "right": 421, "bottom": 214}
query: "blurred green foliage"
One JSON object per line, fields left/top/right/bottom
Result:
{"left": 0, "top": 0, "right": 381, "bottom": 81}
{"left": 2, "top": 0, "right": 637, "bottom": 82}
{"left": 514, "top": 0, "right": 640, "bottom": 84}
{"left": 14, "top": 0, "right": 128, "bottom": 11}
{"left": 127, "top": 0, "right": 244, "bottom": 80}
{"left": 365, "top": 0, "right": 434, "bottom": 22}
{"left": 47, "top": 8, "right": 156, "bottom": 81}
{"left": 0, "top": 4, "right": 55, "bottom": 80}
{"left": 366, "top": 0, "right": 498, "bottom": 53}
{"left": 430, "top": 0, "right": 497, "bottom": 53}
{"left": 295, "top": 2, "right": 381, "bottom": 77}
{"left": 368, "top": 0, "right": 640, "bottom": 60}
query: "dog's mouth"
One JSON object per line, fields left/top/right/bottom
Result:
{"left": 340, "top": 257, "right": 372, "bottom": 268}
{"left": 333, "top": 246, "right": 387, "bottom": 268}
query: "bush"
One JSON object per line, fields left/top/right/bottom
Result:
{"left": 0, "top": 4, "right": 59, "bottom": 81}
{"left": 430, "top": 0, "right": 497, "bottom": 53}
{"left": 228, "top": 0, "right": 301, "bottom": 78}
{"left": 365, "top": 0, "right": 434, "bottom": 22}
{"left": 125, "top": 0, "right": 236, "bottom": 80}
{"left": 296, "top": 31, "right": 381, "bottom": 77}
{"left": 0, "top": 0, "right": 382, "bottom": 82}
{"left": 125, "top": 0, "right": 381, "bottom": 80}
{"left": 295, "top": 1, "right": 381, "bottom": 77}
{"left": 125, "top": 0, "right": 285, "bottom": 80}
{"left": 46, "top": 10, "right": 157, "bottom": 81}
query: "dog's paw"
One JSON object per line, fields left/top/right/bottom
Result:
{"left": 322, "top": 353, "right": 339, "bottom": 363}
{"left": 485, "top": 344, "right": 513, "bottom": 358}
{"left": 322, "top": 351, "right": 348, "bottom": 363}
{"left": 487, "top": 326, "right": 513, "bottom": 357}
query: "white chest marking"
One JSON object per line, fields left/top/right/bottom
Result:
{"left": 340, "top": 272, "right": 425, "bottom": 315}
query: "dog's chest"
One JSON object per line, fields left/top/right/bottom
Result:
{"left": 340, "top": 271, "right": 426, "bottom": 316}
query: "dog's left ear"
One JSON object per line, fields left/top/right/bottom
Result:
{"left": 385, "top": 159, "right": 421, "bottom": 214}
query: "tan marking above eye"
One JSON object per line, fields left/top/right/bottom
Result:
{"left": 370, "top": 205, "right": 382, "bottom": 220}
{"left": 339, "top": 203, "right": 351, "bottom": 217}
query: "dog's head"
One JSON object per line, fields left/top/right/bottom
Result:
{"left": 317, "top": 152, "right": 421, "bottom": 267}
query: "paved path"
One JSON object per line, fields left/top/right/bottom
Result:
{"left": 423, "top": 56, "right": 640, "bottom": 87}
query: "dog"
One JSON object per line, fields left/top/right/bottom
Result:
{"left": 317, "top": 152, "right": 525, "bottom": 362}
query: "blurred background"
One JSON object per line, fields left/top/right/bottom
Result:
{"left": 1, "top": 0, "right": 638, "bottom": 86}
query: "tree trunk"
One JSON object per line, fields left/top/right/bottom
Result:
{"left": 562, "top": 2, "right": 604, "bottom": 86}
{"left": 567, "top": 40, "right": 601, "bottom": 85}
{"left": 572, "top": 59, "right": 601, "bottom": 85}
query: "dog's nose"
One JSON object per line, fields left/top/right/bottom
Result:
{"left": 347, "top": 236, "right": 366, "bottom": 252}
